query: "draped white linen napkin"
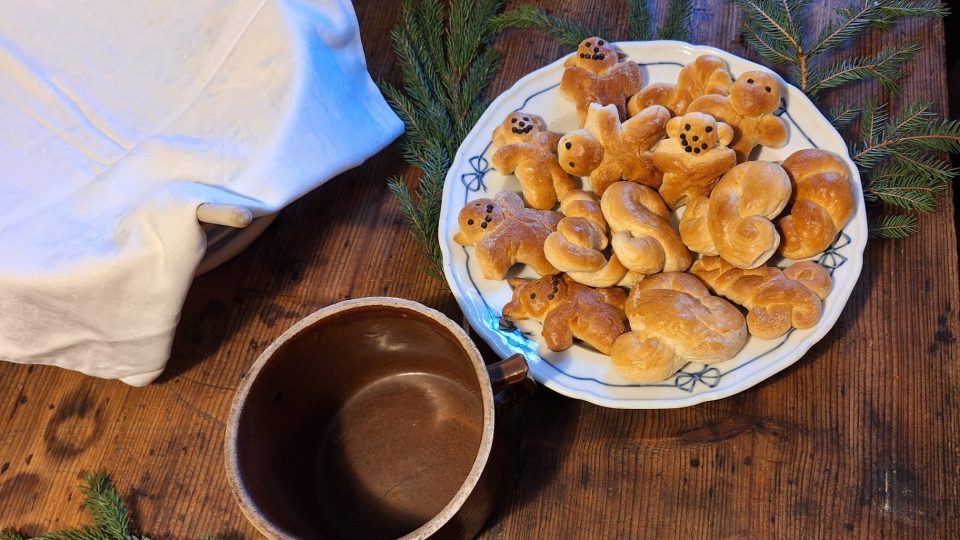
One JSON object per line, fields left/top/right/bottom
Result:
{"left": 0, "top": 0, "right": 403, "bottom": 385}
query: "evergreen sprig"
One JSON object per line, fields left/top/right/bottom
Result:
{"left": 383, "top": 0, "right": 505, "bottom": 279}
{"left": 0, "top": 473, "right": 218, "bottom": 540}
{"left": 735, "top": 0, "right": 952, "bottom": 238}
{"left": 493, "top": 0, "right": 694, "bottom": 45}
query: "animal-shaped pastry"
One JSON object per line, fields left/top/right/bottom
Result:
{"left": 627, "top": 54, "right": 734, "bottom": 117}
{"left": 691, "top": 256, "right": 832, "bottom": 339}
{"left": 543, "top": 190, "right": 637, "bottom": 288}
{"left": 560, "top": 37, "right": 643, "bottom": 126}
{"left": 453, "top": 191, "right": 562, "bottom": 280}
{"left": 491, "top": 112, "right": 579, "bottom": 210}
{"left": 678, "top": 161, "right": 792, "bottom": 269}
{"left": 557, "top": 103, "right": 670, "bottom": 195}
{"left": 651, "top": 112, "right": 737, "bottom": 209}
{"left": 610, "top": 272, "right": 747, "bottom": 383}
{"left": 600, "top": 181, "right": 692, "bottom": 276}
{"left": 687, "top": 70, "right": 788, "bottom": 162}
{"left": 777, "top": 149, "right": 855, "bottom": 259}
{"left": 502, "top": 274, "right": 627, "bottom": 354}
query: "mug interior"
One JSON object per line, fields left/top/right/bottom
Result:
{"left": 231, "top": 302, "right": 489, "bottom": 539}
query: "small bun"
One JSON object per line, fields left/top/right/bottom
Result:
{"left": 778, "top": 149, "right": 855, "bottom": 259}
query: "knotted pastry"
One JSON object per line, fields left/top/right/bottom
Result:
{"left": 627, "top": 54, "right": 734, "bottom": 117}
{"left": 777, "top": 149, "right": 855, "bottom": 259}
{"left": 651, "top": 112, "right": 737, "bottom": 209}
{"left": 453, "top": 191, "right": 562, "bottom": 280}
{"left": 691, "top": 256, "right": 832, "bottom": 339}
{"left": 543, "top": 190, "right": 637, "bottom": 287}
{"left": 679, "top": 161, "right": 792, "bottom": 269}
{"left": 503, "top": 274, "right": 627, "bottom": 354}
{"left": 491, "top": 112, "right": 579, "bottom": 209}
{"left": 610, "top": 272, "right": 747, "bottom": 383}
{"left": 560, "top": 37, "right": 643, "bottom": 126}
{"left": 600, "top": 181, "right": 692, "bottom": 276}
{"left": 687, "top": 70, "right": 788, "bottom": 162}
{"left": 557, "top": 103, "right": 670, "bottom": 195}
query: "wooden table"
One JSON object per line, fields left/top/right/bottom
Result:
{"left": 1, "top": 1, "right": 956, "bottom": 538}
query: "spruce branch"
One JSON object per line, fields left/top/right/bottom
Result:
{"left": 0, "top": 531, "right": 25, "bottom": 540}
{"left": 806, "top": 44, "right": 919, "bottom": 96}
{"left": 868, "top": 214, "right": 919, "bottom": 239}
{"left": 829, "top": 104, "right": 861, "bottom": 129}
{"left": 492, "top": 4, "right": 602, "bottom": 48}
{"left": 626, "top": 0, "right": 653, "bottom": 40}
{"left": 384, "top": 0, "right": 505, "bottom": 278}
{"left": 864, "top": 165, "right": 947, "bottom": 212}
{"left": 657, "top": 0, "right": 694, "bottom": 41}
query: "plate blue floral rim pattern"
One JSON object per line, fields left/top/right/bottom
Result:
{"left": 439, "top": 41, "right": 868, "bottom": 409}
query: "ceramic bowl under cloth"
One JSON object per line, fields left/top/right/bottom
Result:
{"left": 0, "top": 0, "right": 403, "bottom": 385}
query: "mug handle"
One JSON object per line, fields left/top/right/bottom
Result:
{"left": 487, "top": 354, "right": 536, "bottom": 407}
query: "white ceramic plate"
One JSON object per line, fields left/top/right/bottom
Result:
{"left": 439, "top": 41, "right": 867, "bottom": 409}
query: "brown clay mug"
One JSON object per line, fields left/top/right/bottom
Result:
{"left": 225, "top": 297, "right": 533, "bottom": 539}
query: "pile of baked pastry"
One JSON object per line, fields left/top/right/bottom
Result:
{"left": 453, "top": 38, "right": 855, "bottom": 383}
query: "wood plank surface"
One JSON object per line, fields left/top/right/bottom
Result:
{"left": 1, "top": 1, "right": 957, "bottom": 538}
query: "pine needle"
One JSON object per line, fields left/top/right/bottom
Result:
{"left": 829, "top": 104, "right": 861, "bottom": 128}
{"left": 807, "top": 44, "right": 919, "bottom": 95}
{"left": 868, "top": 214, "right": 919, "bottom": 239}
{"left": 865, "top": 165, "right": 947, "bottom": 212}
{"left": 656, "top": 0, "right": 694, "bottom": 41}
{"left": 0, "top": 530, "right": 25, "bottom": 540}
{"left": 626, "top": 0, "right": 653, "bottom": 40}
{"left": 492, "top": 4, "right": 602, "bottom": 48}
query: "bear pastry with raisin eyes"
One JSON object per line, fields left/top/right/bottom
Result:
{"left": 502, "top": 274, "right": 627, "bottom": 354}
{"left": 491, "top": 112, "right": 579, "bottom": 210}
{"left": 686, "top": 70, "right": 788, "bottom": 162}
{"left": 453, "top": 191, "right": 562, "bottom": 280}
{"left": 557, "top": 103, "right": 670, "bottom": 196}
{"left": 651, "top": 112, "right": 738, "bottom": 209}
{"left": 560, "top": 37, "right": 642, "bottom": 126}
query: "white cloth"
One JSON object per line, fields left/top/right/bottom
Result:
{"left": 0, "top": 0, "right": 403, "bottom": 385}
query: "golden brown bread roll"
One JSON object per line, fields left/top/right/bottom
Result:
{"left": 651, "top": 112, "right": 737, "bottom": 209}
{"left": 491, "top": 111, "right": 579, "bottom": 210}
{"left": 453, "top": 191, "right": 562, "bottom": 280}
{"left": 600, "top": 182, "right": 692, "bottom": 276}
{"left": 557, "top": 103, "right": 670, "bottom": 195}
{"left": 678, "top": 161, "right": 793, "bottom": 269}
{"left": 560, "top": 37, "right": 643, "bottom": 126}
{"left": 543, "top": 190, "right": 634, "bottom": 288}
{"left": 627, "top": 54, "right": 734, "bottom": 117}
{"left": 777, "top": 149, "right": 855, "bottom": 259}
{"left": 687, "top": 70, "right": 789, "bottom": 162}
{"left": 502, "top": 274, "right": 627, "bottom": 354}
{"left": 610, "top": 272, "right": 747, "bottom": 383}
{"left": 690, "top": 256, "right": 832, "bottom": 339}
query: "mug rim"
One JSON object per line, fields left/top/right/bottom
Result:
{"left": 224, "top": 296, "right": 496, "bottom": 540}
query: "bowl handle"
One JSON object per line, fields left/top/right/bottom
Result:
{"left": 487, "top": 354, "right": 536, "bottom": 407}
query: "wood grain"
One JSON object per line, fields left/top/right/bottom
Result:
{"left": 1, "top": 1, "right": 957, "bottom": 538}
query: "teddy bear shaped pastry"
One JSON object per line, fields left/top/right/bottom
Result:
{"left": 490, "top": 112, "right": 579, "bottom": 210}
{"left": 687, "top": 70, "right": 788, "bottom": 162}
{"left": 691, "top": 256, "right": 832, "bottom": 339}
{"left": 560, "top": 37, "right": 643, "bottom": 126}
{"left": 557, "top": 103, "right": 670, "bottom": 195}
{"left": 627, "top": 54, "right": 734, "bottom": 117}
{"left": 453, "top": 191, "right": 562, "bottom": 280}
{"left": 503, "top": 274, "right": 627, "bottom": 354}
{"left": 543, "top": 190, "right": 638, "bottom": 288}
{"left": 600, "top": 181, "right": 691, "bottom": 277}
{"left": 777, "top": 149, "right": 856, "bottom": 259}
{"left": 610, "top": 272, "right": 747, "bottom": 383}
{"left": 651, "top": 112, "right": 737, "bottom": 209}
{"left": 679, "top": 161, "right": 793, "bottom": 269}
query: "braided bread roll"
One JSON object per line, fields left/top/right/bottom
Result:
{"left": 610, "top": 272, "right": 747, "bottom": 383}
{"left": 627, "top": 54, "right": 734, "bottom": 117}
{"left": 543, "top": 191, "right": 635, "bottom": 287}
{"left": 691, "top": 256, "right": 832, "bottom": 339}
{"left": 679, "top": 161, "right": 792, "bottom": 269}
{"left": 777, "top": 149, "right": 855, "bottom": 259}
{"left": 600, "top": 182, "right": 691, "bottom": 277}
